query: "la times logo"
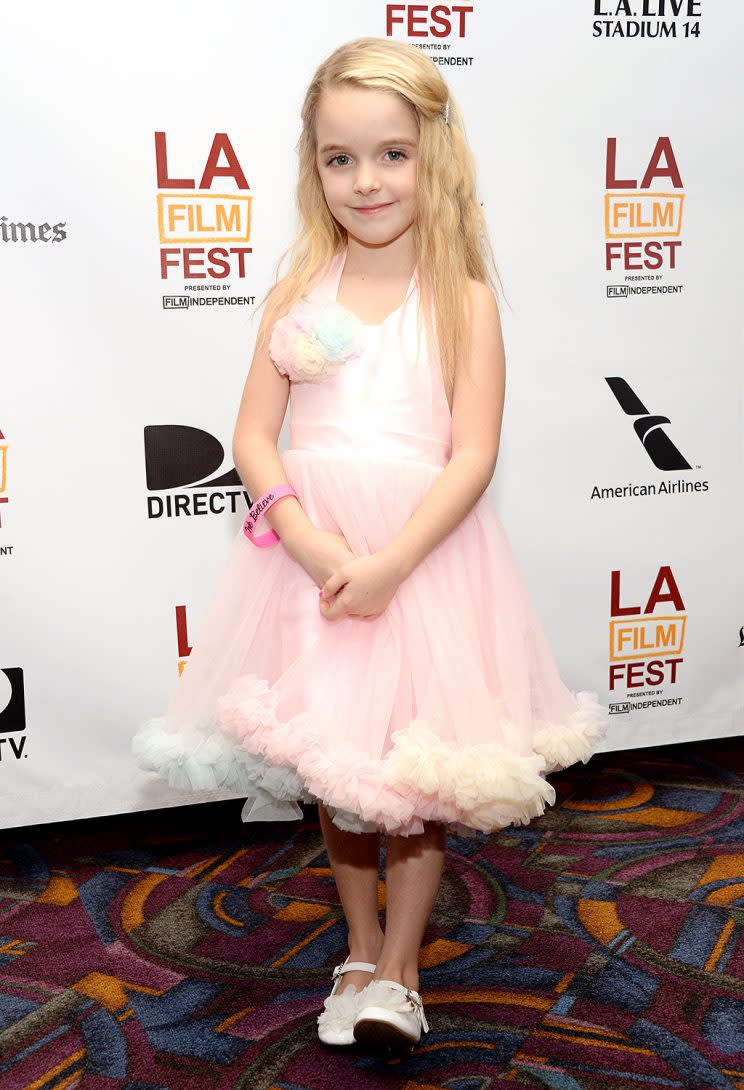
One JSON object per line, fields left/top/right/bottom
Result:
{"left": 144, "top": 424, "right": 249, "bottom": 519}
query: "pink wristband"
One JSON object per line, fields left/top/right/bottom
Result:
{"left": 243, "top": 484, "right": 298, "bottom": 548}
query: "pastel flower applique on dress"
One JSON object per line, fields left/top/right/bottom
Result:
{"left": 269, "top": 298, "right": 365, "bottom": 383}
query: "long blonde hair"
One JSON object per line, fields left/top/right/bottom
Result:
{"left": 255, "top": 36, "right": 506, "bottom": 404}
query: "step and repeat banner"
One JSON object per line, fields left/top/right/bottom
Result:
{"left": 2, "top": 2, "right": 742, "bottom": 827}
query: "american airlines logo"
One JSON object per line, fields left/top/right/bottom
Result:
{"left": 605, "top": 377, "right": 690, "bottom": 471}
{"left": 590, "top": 378, "right": 707, "bottom": 502}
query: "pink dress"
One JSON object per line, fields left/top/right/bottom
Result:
{"left": 132, "top": 247, "right": 608, "bottom": 838}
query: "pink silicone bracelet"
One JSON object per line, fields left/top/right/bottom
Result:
{"left": 243, "top": 484, "right": 298, "bottom": 547}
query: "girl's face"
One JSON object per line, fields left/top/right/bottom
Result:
{"left": 315, "top": 84, "right": 419, "bottom": 246}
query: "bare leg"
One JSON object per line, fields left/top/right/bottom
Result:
{"left": 373, "top": 820, "right": 446, "bottom": 991}
{"left": 317, "top": 803, "right": 386, "bottom": 995}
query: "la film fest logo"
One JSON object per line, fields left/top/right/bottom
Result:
{"left": 155, "top": 132, "right": 257, "bottom": 308}
{"left": 605, "top": 136, "right": 685, "bottom": 296}
{"left": 144, "top": 424, "right": 250, "bottom": 520}
{"left": 593, "top": 1, "right": 703, "bottom": 40}
{"left": 608, "top": 566, "right": 686, "bottom": 713}
{"left": 387, "top": 3, "right": 475, "bottom": 65}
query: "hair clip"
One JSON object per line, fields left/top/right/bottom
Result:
{"left": 443, "top": 99, "right": 451, "bottom": 125}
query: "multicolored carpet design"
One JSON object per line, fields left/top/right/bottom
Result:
{"left": 1, "top": 735, "right": 743, "bottom": 1088}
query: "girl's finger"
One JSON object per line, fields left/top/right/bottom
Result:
{"left": 320, "top": 574, "right": 343, "bottom": 599}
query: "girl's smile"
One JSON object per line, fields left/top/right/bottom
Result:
{"left": 353, "top": 202, "right": 394, "bottom": 214}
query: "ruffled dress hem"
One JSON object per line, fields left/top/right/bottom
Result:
{"left": 132, "top": 677, "right": 607, "bottom": 838}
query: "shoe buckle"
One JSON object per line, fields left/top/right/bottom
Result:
{"left": 404, "top": 987, "right": 430, "bottom": 1033}
{"left": 331, "top": 963, "right": 343, "bottom": 981}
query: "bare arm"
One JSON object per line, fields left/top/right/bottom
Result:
{"left": 231, "top": 294, "right": 316, "bottom": 560}
{"left": 378, "top": 280, "right": 506, "bottom": 580}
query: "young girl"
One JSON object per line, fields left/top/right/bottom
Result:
{"left": 133, "top": 36, "right": 608, "bottom": 1053}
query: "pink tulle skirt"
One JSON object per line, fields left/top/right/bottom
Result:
{"left": 132, "top": 448, "right": 608, "bottom": 837}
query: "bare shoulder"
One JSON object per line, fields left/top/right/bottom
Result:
{"left": 463, "top": 278, "right": 504, "bottom": 363}
{"left": 465, "top": 277, "right": 501, "bottom": 324}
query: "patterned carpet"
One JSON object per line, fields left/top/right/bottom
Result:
{"left": 1, "top": 736, "right": 743, "bottom": 1089}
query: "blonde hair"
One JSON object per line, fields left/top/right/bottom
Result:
{"left": 255, "top": 36, "right": 506, "bottom": 404}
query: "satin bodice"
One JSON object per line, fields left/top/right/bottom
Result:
{"left": 286, "top": 248, "right": 453, "bottom": 467}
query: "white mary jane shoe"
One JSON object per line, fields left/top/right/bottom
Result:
{"left": 316, "top": 957, "right": 377, "bottom": 1046}
{"left": 353, "top": 978, "right": 430, "bottom": 1051}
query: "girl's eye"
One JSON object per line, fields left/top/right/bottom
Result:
{"left": 326, "top": 149, "right": 408, "bottom": 167}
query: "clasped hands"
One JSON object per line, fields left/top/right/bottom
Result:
{"left": 306, "top": 529, "right": 404, "bottom": 622}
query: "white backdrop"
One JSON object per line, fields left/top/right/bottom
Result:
{"left": 2, "top": 1, "right": 742, "bottom": 828}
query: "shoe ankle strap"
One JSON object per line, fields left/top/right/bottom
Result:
{"left": 373, "top": 978, "right": 419, "bottom": 1000}
{"left": 332, "top": 960, "right": 376, "bottom": 979}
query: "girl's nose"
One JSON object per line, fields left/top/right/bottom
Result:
{"left": 354, "top": 166, "right": 380, "bottom": 192}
